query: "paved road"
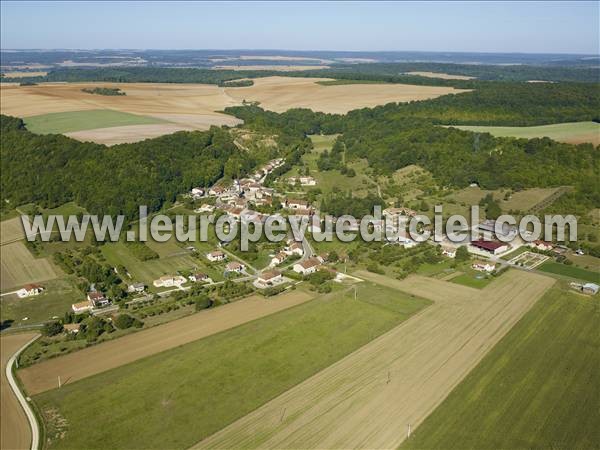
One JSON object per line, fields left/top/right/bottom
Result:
{"left": 1, "top": 333, "right": 39, "bottom": 450}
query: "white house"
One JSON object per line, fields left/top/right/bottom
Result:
{"left": 270, "top": 252, "right": 288, "bottom": 267}
{"left": 189, "top": 272, "right": 209, "bottom": 283}
{"left": 288, "top": 176, "right": 317, "bottom": 186}
{"left": 225, "top": 261, "right": 245, "bottom": 273}
{"left": 529, "top": 240, "right": 554, "bottom": 251}
{"left": 441, "top": 245, "right": 457, "bottom": 258}
{"left": 194, "top": 204, "right": 215, "bottom": 213}
{"left": 285, "top": 241, "right": 304, "bottom": 256}
{"left": 209, "top": 185, "right": 226, "bottom": 196}
{"left": 71, "top": 300, "right": 93, "bottom": 314}
{"left": 472, "top": 260, "right": 496, "bottom": 273}
{"left": 87, "top": 291, "right": 110, "bottom": 307}
{"left": 127, "top": 282, "right": 145, "bottom": 293}
{"left": 16, "top": 283, "right": 44, "bottom": 298}
{"left": 191, "top": 187, "right": 205, "bottom": 199}
{"left": 206, "top": 250, "right": 226, "bottom": 262}
{"left": 255, "top": 270, "right": 284, "bottom": 288}
{"left": 283, "top": 199, "right": 309, "bottom": 210}
{"left": 293, "top": 257, "right": 321, "bottom": 275}
{"left": 153, "top": 275, "right": 186, "bottom": 288}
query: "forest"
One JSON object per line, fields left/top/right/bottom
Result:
{"left": 2, "top": 61, "right": 599, "bottom": 85}
{"left": 0, "top": 115, "right": 252, "bottom": 219}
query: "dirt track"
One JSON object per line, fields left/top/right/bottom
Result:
{"left": 196, "top": 270, "right": 554, "bottom": 450}
{"left": 19, "top": 290, "right": 314, "bottom": 395}
{"left": 1, "top": 333, "right": 38, "bottom": 450}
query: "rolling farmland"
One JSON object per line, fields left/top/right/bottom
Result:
{"left": 224, "top": 76, "right": 468, "bottom": 113}
{"left": 0, "top": 242, "right": 58, "bottom": 291}
{"left": 29, "top": 283, "right": 429, "bottom": 449}
{"left": 196, "top": 270, "right": 554, "bottom": 449}
{"left": 402, "top": 283, "right": 600, "bottom": 450}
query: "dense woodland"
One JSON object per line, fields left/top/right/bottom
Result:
{"left": 3, "top": 61, "right": 599, "bottom": 84}
{"left": 0, "top": 116, "right": 252, "bottom": 219}
{"left": 2, "top": 74, "right": 599, "bottom": 223}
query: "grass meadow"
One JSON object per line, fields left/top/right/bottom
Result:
{"left": 450, "top": 121, "right": 600, "bottom": 145}
{"left": 402, "top": 282, "right": 600, "bottom": 450}
{"left": 34, "top": 282, "right": 430, "bottom": 449}
{"left": 24, "top": 109, "right": 165, "bottom": 134}
{"left": 538, "top": 261, "right": 599, "bottom": 283}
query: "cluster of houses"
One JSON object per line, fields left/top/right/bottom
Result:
{"left": 270, "top": 239, "right": 304, "bottom": 267}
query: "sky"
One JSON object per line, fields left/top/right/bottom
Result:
{"left": 1, "top": 1, "right": 598, "bottom": 54}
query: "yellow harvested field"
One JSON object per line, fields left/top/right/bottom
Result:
{"left": 0, "top": 242, "right": 58, "bottom": 291}
{"left": 1, "top": 333, "right": 38, "bottom": 450}
{"left": 0, "top": 82, "right": 241, "bottom": 121}
{"left": 65, "top": 123, "right": 194, "bottom": 145}
{"left": 2, "top": 71, "right": 47, "bottom": 78}
{"left": 224, "top": 76, "right": 468, "bottom": 113}
{"left": 196, "top": 270, "right": 554, "bottom": 450}
{"left": 1, "top": 217, "right": 25, "bottom": 245}
{"left": 404, "top": 71, "right": 475, "bottom": 80}
{"left": 19, "top": 290, "right": 315, "bottom": 395}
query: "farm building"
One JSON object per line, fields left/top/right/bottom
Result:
{"left": 16, "top": 283, "right": 44, "bottom": 298}
{"left": 293, "top": 257, "right": 321, "bottom": 275}
{"left": 477, "top": 219, "right": 517, "bottom": 240}
{"left": 583, "top": 283, "right": 599, "bottom": 295}
{"left": 472, "top": 260, "right": 497, "bottom": 273}
{"left": 225, "top": 261, "right": 245, "bottom": 273}
{"left": 206, "top": 250, "right": 226, "bottom": 262}
{"left": 71, "top": 300, "right": 93, "bottom": 314}
{"left": 471, "top": 239, "right": 508, "bottom": 255}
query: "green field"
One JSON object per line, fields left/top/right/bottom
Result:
{"left": 24, "top": 109, "right": 165, "bottom": 134}
{"left": 538, "top": 261, "right": 599, "bottom": 283}
{"left": 402, "top": 283, "right": 600, "bottom": 450}
{"left": 34, "top": 282, "right": 430, "bottom": 449}
{"left": 450, "top": 121, "right": 600, "bottom": 145}
{"left": 100, "top": 241, "right": 219, "bottom": 287}
{"left": 0, "top": 278, "right": 82, "bottom": 326}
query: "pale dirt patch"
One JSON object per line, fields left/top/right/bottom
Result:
{"left": 0, "top": 242, "right": 58, "bottom": 291}
{"left": 0, "top": 82, "right": 241, "bottom": 119}
{"left": 225, "top": 76, "right": 468, "bottom": 114}
{"left": 2, "top": 71, "right": 48, "bottom": 78}
{"left": 19, "top": 290, "right": 315, "bottom": 395}
{"left": 1, "top": 333, "right": 38, "bottom": 450}
{"left": 404, "top": 71, "right": 475, "bottom": 80}
{"left": 196, "top": 270, "right": 554, "bottom": 450}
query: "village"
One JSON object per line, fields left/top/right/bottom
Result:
{"left": 7, "top": 158, "right": 583, "bottom": 320}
